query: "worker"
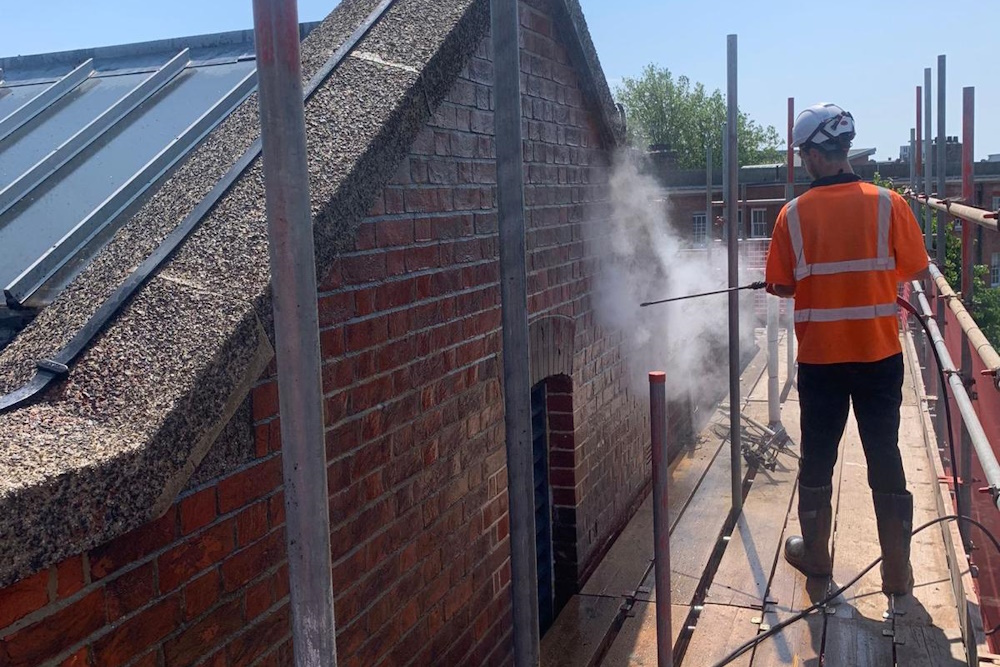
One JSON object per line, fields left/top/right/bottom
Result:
{"left": 765, "top": 103, "right": 929, "bottom": 596}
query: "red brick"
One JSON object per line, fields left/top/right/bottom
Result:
{"left": 551, "top": 487, "right": 577, "bottom": 506}
{"left": 377, "top": 219, "right": 415, "bottom": 247}
{"left": 376, "top": 279, "right": 417, "bottom": 311}
{"left": 345, "top": 316, "right": 389, "bottom": 353}
{"left": 0, "top": 569, "right": 49, "bottom": 628}
{"left": 324, "top": 391, "right": 349, "bottom": 425}
{"left": 342, "top": 254, "right": 387, "bottom": 284}
{"left": 218, "top": 457, "right": 283, "bottom": 514}
{"left": 237, "top": 501, "right": 269, "bottom": 547}
{"left": 385, "top": 187, "right": 405, "bottom": 214}
{"left": 90, "top": 510, "right": 177, "bottom": 580}
{"left": 396, "top": 598, "right": 420, "bottom": 636}
{"left": 405, "top": 244, "right": 440, "bottom": 272}
{"left": 549, "top": 468, "right": 576, "bottom": 488}
{"left": 549, "top": 413, "right": 574, "bottom": 431}
{"left": 354, "top": 287, "right": 376, "bottom": 316}
{"left": 269, "top": 491, "right": 287, "bottom": 528}
{"left": 321, "top": 358, "right": 354, "bottom": 393}
{"left": 158, "top": 519, "right": 236, "bottom": 593}
{"left": 268, "top": 420, "right": 283, "bottom": 454}
{"left": 164, "top": 597, "right": 243, "bottom": 667}
{"left": 495, "top": 514, "right": 510, "bottom": 543}
{"left": 318, "top": 292, "right": 355, "bottom": 328}
{"left": 546, "top": 393, "right": 573, "bottom": 412}
{"left": 318, "top": 259, "right": 342, "bottom": 292}
{"left": 320, "top": 327, "right": 345, "bottom": 359}
{"left": 404, "top": 188, "right": 454, "bottom": 213}
{"left": 179, "top": 488, "right": 217, "bottom": 536}
{"left": 549, "top": 432, "right": 574, "bottom": 450}
{"left": 0, "top": 590, "right": 105, "bottom": 667}
{"left": 454, "top": 187, "right": 483, "bottom": 210}
{"left": 93, "top": 596, "right": 181, "bottom": 667}
{"left": 183, "top": 569, "right": 221, "bottom": 621}
{"left": 54, "top": 556, "right": 86, "bottom": 599}
{"left": 255, "top": 423, "right": 270, "bottom": 458}
{"left": 106, "top": 562, "right": 156, "bottom": 621}
{"left": 354, "top": 221, "right": 376, "bottom": 251}
{"left": 547, "top": 375, "right": 573, "bottom": 393}
{"left": 221, "top": 529, "right": 286, "bottom": 593}
{"left": 227, "top": 604, "right": 290, "bottom": 667}
{"left": 550, "top": 450, "right": 575, "bottom": 469}
{"left": 378, "top": 250, "right": 402, "bottom": 279}
{"left": 245, "top": 577, "right": 274, "bottom": 620}
{"left": 252, "top": 382, "right": 279, "bottom": 422}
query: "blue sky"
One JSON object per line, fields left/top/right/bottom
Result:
{"left": 3, "top": 0, "right": 997, "bottom": 161}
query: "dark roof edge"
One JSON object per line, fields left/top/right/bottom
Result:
{"left": 552, "top": 0, "right": 625, "bottom": 146}
{"left": 0, "top": 22, "right": 321, "bottom": 74}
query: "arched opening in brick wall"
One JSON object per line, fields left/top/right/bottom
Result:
{"left": 527, "top": 315, "right": 578, "bottom": 634}
{"left": 530, "top": 373, "right": 577, "bottom": 635}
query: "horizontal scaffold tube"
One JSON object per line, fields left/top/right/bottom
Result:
{"left": 910, "top": 281, "right": 1000, "bottom": 510}
{"left": 928, "top": 263, "right": 1000, "bottom": 387}
{"left": 907, "top": 190, "right": 998, "bottom": 232}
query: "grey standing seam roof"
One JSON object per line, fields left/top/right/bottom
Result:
{"left": 0, "top": 25, "right": 317, "bottom": 329}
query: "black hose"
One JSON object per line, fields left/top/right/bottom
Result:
{"left": 896, "top": 294, "right": 965, "bottom": 522}
{"left": 710, "top": 515, "right": 1000, "bottom": 667}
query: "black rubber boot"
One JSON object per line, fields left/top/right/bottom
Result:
{"left": 873, "top": 491, "right": 914, "bottom": 596}
{"left": 784, "top": 484, "right": 833, "bottom": 577}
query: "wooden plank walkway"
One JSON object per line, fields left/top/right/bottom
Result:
{"left": 680, "top": 333, "right": 967, "bottom": 667}
{"left": 541, "top": 330, "right": 970, "bottom": 667}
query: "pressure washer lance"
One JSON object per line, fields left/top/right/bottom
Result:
{"left": 639, "top": 281, "right": 768, "bottom": 308}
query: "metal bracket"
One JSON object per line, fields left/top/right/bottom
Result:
{"left": 882, "top": 597, "right": 907, "bottom": 645}
{"left": 36, "top": 358, "right": 69, "bottom": 376}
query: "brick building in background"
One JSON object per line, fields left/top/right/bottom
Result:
{"left": 0, "top": 1, "right": 658, "bottom": 665}
{"left": 655, "top": 145, "right": 1000, "bottom": 286}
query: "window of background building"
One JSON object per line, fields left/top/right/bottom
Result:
{"left": 692, "top": 212, "right": 707, "bottom": 247}
{"left": 992, "top": 196, "right": 1000, "bottom": 212}
{"left": 992, "top": 253, "right": 1000, "bottom": 288}
{"left": 751, "top": 208, "right": 767, "bottom": 238}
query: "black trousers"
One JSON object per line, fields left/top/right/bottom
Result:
{"left": 798, "top": 353, "right": 907, "bottom": 494}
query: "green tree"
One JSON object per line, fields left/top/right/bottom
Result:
{"left": 615, "top": 64, "right": 782, "bottom": 170}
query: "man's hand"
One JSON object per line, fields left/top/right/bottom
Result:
{"left": 767, "top": 283, "right": 795, "bottom": 298}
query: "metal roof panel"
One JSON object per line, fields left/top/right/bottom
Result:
{"left": 0, "top": 59, "right": 256, "bottom": 295}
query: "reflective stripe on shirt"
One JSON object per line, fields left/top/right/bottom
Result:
{"left": 794, "top": 302, "right": 898, "bottom": 323}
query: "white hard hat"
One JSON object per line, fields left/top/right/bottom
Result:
{"left": 792, "top": 103, "right": 855, "bottom": 149}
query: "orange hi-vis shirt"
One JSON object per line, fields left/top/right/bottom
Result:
{"left": 765, "top": 176, "right": 928, "bottom": 364}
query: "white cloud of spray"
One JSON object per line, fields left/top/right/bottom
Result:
{"left": 593, "top": 151, "right": 760, "bottom": 415}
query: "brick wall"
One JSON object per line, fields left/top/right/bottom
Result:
{"left": 0, "top": 1, "right": 651, "bottom": 664}
{"left": 0, "top": 392, "right": 290, "bottom": 667}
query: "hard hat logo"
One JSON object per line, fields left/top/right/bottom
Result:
{"left": 792, "top": 102, "right": 856, "bottom": 150}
